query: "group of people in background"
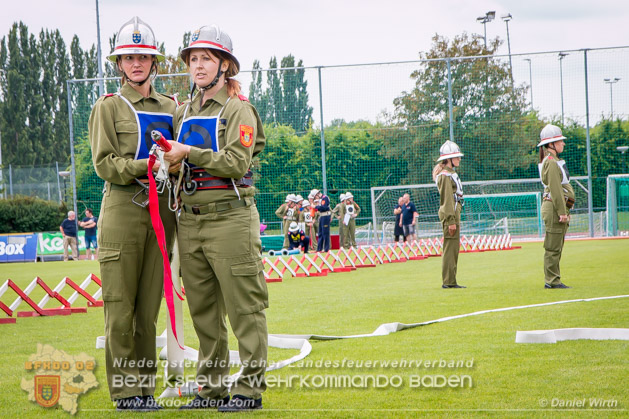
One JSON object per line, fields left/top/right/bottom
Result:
{"left": 275, "top": 189, "right": 361, "bottom": 253}
{"left": 59, "top": 208, "right": 99, "bottom": 261}
{"left": 393, "top": 193, "right": 419, "bottom": 243}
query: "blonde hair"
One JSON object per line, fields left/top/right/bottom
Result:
{"left": 432, "top": 162, "right": 446, "bottom": 181}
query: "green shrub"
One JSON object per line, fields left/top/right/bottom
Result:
{"left": 0, "top": 196, "right": 67, "bottom": 233}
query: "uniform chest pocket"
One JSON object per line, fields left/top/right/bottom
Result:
{"left": 115, "top": 120, "right": 137, "bottom": 134}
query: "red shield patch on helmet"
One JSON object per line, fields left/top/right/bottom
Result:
{"left": 240, "top": 125, "right": 254, "bottom": 147}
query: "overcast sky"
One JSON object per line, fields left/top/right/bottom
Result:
{"left": 1, "top": 0, "right": 627, "bottom": 70}
{"left": 2, "top": 0, "right": 628, "bottom": 123}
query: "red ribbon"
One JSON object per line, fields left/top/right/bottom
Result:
{"left": 147, "top": 154, "right": 184, "bottom": 349}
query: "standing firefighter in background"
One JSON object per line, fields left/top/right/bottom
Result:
{"left": 88, "top": 16, "right": 177, "bottom": 411}
{"left": 538, "top": 124, "right": 575, "bottom": 289}
{"left": 340, "top": 192, "right": 361, "bottom": 248}
{"left": 307, "top": 191, "right": 320, "bottom": 247}
{"left": 162, "top": 25, "right": 267, "bottom": 412}
{"left": 276, "top": 194, "right": 297, "bottom": 249}
{"left": 312, "top": 189, "right": 332, "bottom": 252}
{"left": 433, "top": 140, "right": 466, "bottom": 289}
{"left": 332, "top": 193, "right": 346, "bottom": 248}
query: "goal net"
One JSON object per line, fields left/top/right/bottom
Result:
{"left": 606, "top": 174, "right": 629, "bottom": 236}
{"left": 371, "top": 176, "right": 593, "bottom": 242}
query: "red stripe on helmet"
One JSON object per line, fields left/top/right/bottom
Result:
{"left": 440, "top": 151, "right": 463, "bottom": 158}
{"left": 115, "top": 44, "right": 158, "bottom": 50}
{"left": 189, "top": 40, "right": 231, "bottom": 53}
{"left": 541, "top": 134, "right": 565, "bottom": 141}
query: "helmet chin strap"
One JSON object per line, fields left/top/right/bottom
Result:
{"left": 191, "top": 58, "right": 224, "bottom": 99}
{"left": 120, "top": 59, "right": 156, "bottom": 87}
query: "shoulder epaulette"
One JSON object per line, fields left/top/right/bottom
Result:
{"left": 238, "top": 94, "right": 250, "bottom": 103}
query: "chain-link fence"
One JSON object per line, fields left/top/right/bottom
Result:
{"left": 4, "top": 46, "right": 628, "bottom": 237}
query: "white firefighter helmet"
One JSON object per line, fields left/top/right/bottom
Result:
{"left": 285, "top": 194, "right": 292, "bottom": 203}
{"left": 437, "top": 140, "right": 464, "bottom": 162}
{"left": 295, "top": 195, "right": 303, "bottom": 202}
{"left": 339, "top": 193, "right": 347, "bottom": 201}
{"left": 344, "top": 192, "right": 354, "bottom": 200}
{"left": 107, "top": 16, "right": 164, "bottom": 63}
{"left": 290, "top": 195, "right": 302, "bottom": 203}
{"left": 289, "top": 222, "right": 299, "bottom": 233}
{"left": 286, "top": 194, "right": 296, "bottom": 203}
{"left": 302, "top": 200, "right": 310, "bottom": 208}
{"left": 538, "top": 124, "right": 567, "bottom": 147}
{"left": 180, "top": 25, "right": 240, "bottom": 75}
{"left": 309, "top": 189, "right": 320, "bottom": 199}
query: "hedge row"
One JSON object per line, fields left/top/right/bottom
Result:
{"left": 0, "top": 196, "right": 68, "bottom": 233}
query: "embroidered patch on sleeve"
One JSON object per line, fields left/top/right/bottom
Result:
{"left": 240, "top": 125, "right": 254, "bottom": 147}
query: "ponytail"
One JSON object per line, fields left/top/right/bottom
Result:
{"left": 226, "top": 78, "right": 241, "bottom": 97}
{"left": 432, "top": 162, "right": 445, "bottom": 182}
{"left": 539, "top": 145, "right": 547, "bottom": 163}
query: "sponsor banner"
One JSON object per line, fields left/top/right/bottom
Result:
{"left": 0, "top": 233, "right": 38, "bottom": 263}
{"left": 37, "top": 232, "right": 87, "bottom": 256}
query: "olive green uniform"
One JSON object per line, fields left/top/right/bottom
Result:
{"left": 276, "top": 204, "right": 298, "bottom": 248}
{"left": 540, "top": 153, "right": 575, "bottom": 286}
{"left": 88, "top": 83, "right": 177, "bottom": 400}
{"left": 301, "top": 208, "right": 318, "bottom": 249}
{"left": 339, "top": 202, "right": 361, "bottom": 248}
{"left": 174, "top": 85, "right": 268, "bottom": 401}
{"left": 331, "top": 203, "right": 344, "bottom": 248}
{"left": 437, "top": 167, "right": 462, "bottom": 287}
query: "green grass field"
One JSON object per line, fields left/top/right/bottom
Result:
{"left": 1, "top": 239, "right": 628, "bottom": 417}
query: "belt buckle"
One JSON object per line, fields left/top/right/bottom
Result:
{"left": 191, "top": 206, "right": 201, "bottom": 215}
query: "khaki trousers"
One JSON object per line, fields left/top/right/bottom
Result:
{"left": 178, "top": 204, "right": 268, "bottom": 400}
{"left": 98, "top": 184, "right": 176, "bottom": 400}
{"left": 542, "top": 201, "right": 569, "bottom": 286}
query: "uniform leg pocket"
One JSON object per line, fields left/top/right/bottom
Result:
{"left": 230, "top": 259, "right": 268, "bottom": 315}
{"left": 98, "top": 247, "right": 123, "bottom": 302}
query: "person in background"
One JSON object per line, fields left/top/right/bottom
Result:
{"left": 60, "top": 211, "right": 79, "bottom": 261}
{"left": 276, "top": 194, "right": 296, "bottom": 249}
{"left": 80, "top": 208, "right": 98, "bottom": 260}
{"left": 340, "top": 192, "right": 360, "bottom": 248}
{"left": 287, "top": 221, "right": 310, "bottom": 253}
{"left": 393, "top": 196, "right": 405, "bottom": 242}
{"left": 433, "top": 140, "right": 466, "bottom": 289}
{"left": 332, "top": 193, "right": 346, "bottom": 248}
{"left": 538, "top": 124, "right": 575, "bottom": 289}
{"left": 401, "top": 193, "right": 418, "bottom": 243}
{"left": 312, "top": 188, "right": 332, "bottom": 252}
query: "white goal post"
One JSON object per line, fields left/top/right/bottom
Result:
{"left": 371, "top": 176, "right": 592, "bottom": 242}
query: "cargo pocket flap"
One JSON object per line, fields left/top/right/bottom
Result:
{"left": 98, "top": 248, "right": 121, "bottom": 263}
{"left": 231, "top": 260, "right": 263, "bottom": 276}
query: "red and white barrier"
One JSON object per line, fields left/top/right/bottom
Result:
{"left": 0, "top": 273, "right": 103, "bottom": 324}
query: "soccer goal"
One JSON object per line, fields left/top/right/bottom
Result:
{"left": 371, "top": 177, "right": 593, "bottom": 242}
{"left": 606, "top": 174, "right": 629, "bottom": 236}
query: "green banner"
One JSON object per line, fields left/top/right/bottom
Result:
{"left": 37, "top": 231, "right": 88, "bottom": 255}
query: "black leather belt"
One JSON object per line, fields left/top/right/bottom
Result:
{"left": 189, "top": 169, "right": 253, "bottom": 190}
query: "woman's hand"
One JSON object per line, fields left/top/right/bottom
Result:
{"left": 163, "top": 141, "right": 191, "bottom": 164}
{"left": 559, "top": 214, "right": 569, "bottom": 223}
{"left": 448, "top": 224, "right": 457, "bottom": 236}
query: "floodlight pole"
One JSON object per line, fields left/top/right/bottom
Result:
{"left": 476, "top": 11, "right": 495, "bottom": 50}
{"left": 559, "top": 52, "right": 568, "bottom": 125}
{"left": 95, "top": 0, "right": 104, "bottom": 96}
{"left": 583, "top": 49, "right": 594, "bottom": 237}
{"left": 524, "top": 58, "right": 533, "bottom": 110}
{"left": 502, "top": 14, "right": 513, "bottom": 83}
{"left": 604, "top": 77, "right": 620, "bottom": 119}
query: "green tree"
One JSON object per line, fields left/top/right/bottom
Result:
{"left": 388, "top": 33, "right": 537, "bottom": 184}
{"left": 249, "top": 55, "right": 313, "bottom": 132}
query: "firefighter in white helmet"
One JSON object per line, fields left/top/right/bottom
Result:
{"left": 432, "top": 140, "right": 466, "bottom": 289}
{"left": 89, "top": 16, "right": 177, "bottom": 411}
{"left": 161, "top": 25, "right": 267, "bottom": 412}
{"left": 538, "top": 124, "right": 574, "bottom": 289}
{"left": 332, "top": 193, "right": 346, "bottom": 247}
